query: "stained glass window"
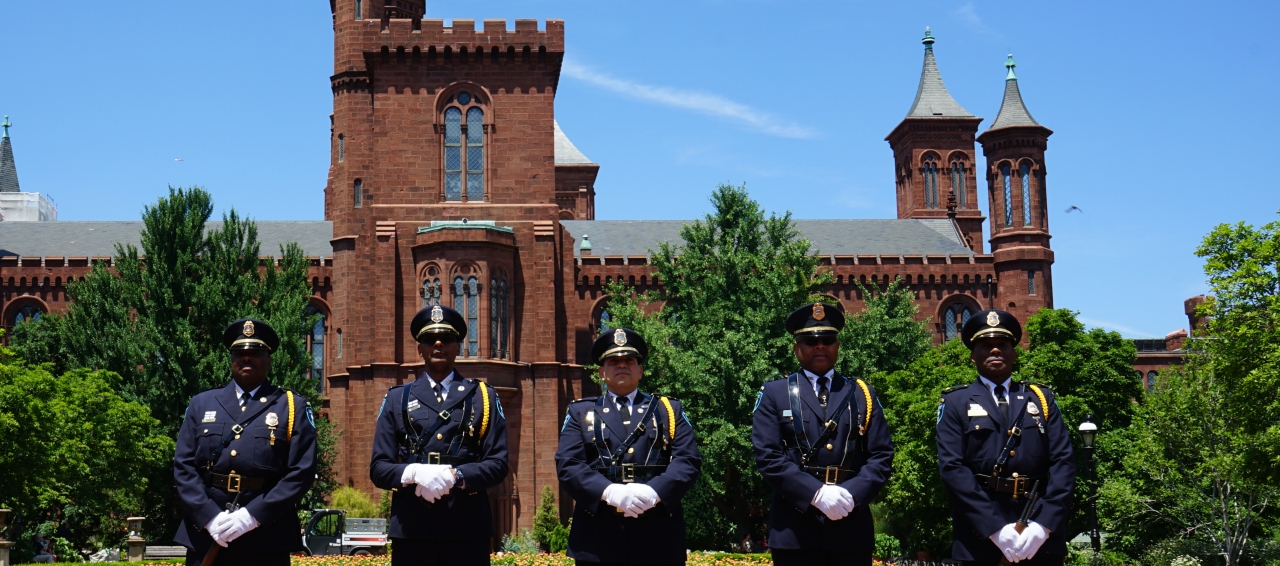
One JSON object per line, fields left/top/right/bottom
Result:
{"left": 355, "top": 0, "right": 362, "bottom": 20}
{"left": 12, "top": 305, "right": 41, "bottom": 326}
{"left": 354, "top": 179, "right": 362, "bottom": 208}
{"left": 466, "top": 276, "right": 479, "bottom": 357}
{"left": 1001, "top": 164, "right": 1012, "bottom": 227}
{"left": 422, "top": 278, "right": 442, "bottom": 306}
{"left": 466, "top": 107, "right": 485, "bottom": 202}
{"left": 1146, "top": 371, "right": 1158, "bottom": 391}
{"left": 303, "top": 306, "right": 325, "bottom": 392}
{"left": 1021, "top": 162, "right": 1032, "bottom": 226}
{"left": 951, "top": 162, "right": 966, "bottom": 207}
{"left": 923, "top": 157, "right": 939, "bottom": 208}
{"left": 444, "top": 108, "right": 463, "bottom": 201}
{"left": 943, "top": 303, "right": 972, "bottom": 341}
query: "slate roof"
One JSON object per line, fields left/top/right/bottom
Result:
{"left": 0, "top": 221, "right": 334, "bottom": 258}
{"left": 554, "top": 120, "right": 594, "bottom": 165}
{"left": 560, "top": 219, "right": 973, "bottom": 258}
{"left": 989, "top": 58, "right": 1040, "bottom": 130}
{"left": 905, "top": 30, "right": 975, "bottom": 119}
{"left": 0, "top": 137, "right": 19, "bottom": 193}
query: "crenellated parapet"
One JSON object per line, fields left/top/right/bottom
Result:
{"left": 334, "top": 18, "right": 565, "bottom": 77}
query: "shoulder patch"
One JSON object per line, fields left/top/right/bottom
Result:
{"left": 377, "top": 394, "right": 387, "bottom": 419}
{"left": 561, "top": 412, "right": 572, "bottom": 433}
{"left": 306, "top": 405, "right": 316, "bottom": 428}
{"left": 937, "top": 399, "right": 946, "bottom": 425}
{"left": 753, "top": 389, "right": 764, "bottom": 414}
{"left": 492, "top": 386, "right": 505, "bottom": 420}
{"left": 941, "top": 384, "right": 968, "bottom": 395}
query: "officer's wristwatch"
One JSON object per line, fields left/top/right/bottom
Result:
{"left": 453, "top": 468, "right": 466, "bottom": 490}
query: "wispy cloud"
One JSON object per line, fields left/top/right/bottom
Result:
{"left": 1078, "top": 316, "right": 1159, "bottom": 338}
{"left": 953, "top": 2, "right": 983, "bottom": 28}
{"left": 561, "top": 61, "right": 818, "bottom": 139}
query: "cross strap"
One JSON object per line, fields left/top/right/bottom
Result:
{"left": 209, "top": 388, "right": 285, "bottom": 468}
{"left": 787, "top": 373, "right": 863, "bottom": 466}
{"left": 992, "top": 396, "right": 1030, "bottom": 477}
{"left": 591, "top": 394, "right": 656, "bottom": 467}
{"left": 401, "top": 382, "right": 479, "bottom": 459}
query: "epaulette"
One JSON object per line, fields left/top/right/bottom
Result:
{"left": 652, "top": 394, "right": 680, "bottom": 402}
{"left": 941, "top": 384, "right": 968, "bottom": 395}
{"left": 569, "top": 397, "right": 598, "bottom": 404}
{"left": 1027, "top": 382, "right": 1053, "bottom": 394}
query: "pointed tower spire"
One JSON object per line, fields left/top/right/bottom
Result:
{"left": 906, "top": 27, "right": 975, "bottom": 118}
{"left": 0, "top": 116, "right": 20, "bottom": 193}
{"left": 990, "top": 54, "right": 1039, "bottom": 129}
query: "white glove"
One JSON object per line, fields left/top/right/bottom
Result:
{"left": 601, "top": 484, "right": 641, "bottom": 517}
{"left": 212, "top": 508, "right": 259, "bottom": 543}
{"left": 624, "top": 484, "right": 660, "bottom": 516}
{"left": 989, "top": 523, "right": 1021, "bottom": 563}
{"left": 1013, "top": 522, "right": 1049, "bottom": 561}
{"left": 404, "top": 464, "right": 456, "bottom": 502}
{"left": 205, "top": 513, "right": 230, "bottom": 547}
{"left": 810, "top": 485, "right": 854, "bottom": 521}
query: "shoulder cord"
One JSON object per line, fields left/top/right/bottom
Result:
{"left": 286, "top": 392, "right": 295, "bottom": 441}
{"left": 1028, "top": 384, "right": 1049, "bottom": 420}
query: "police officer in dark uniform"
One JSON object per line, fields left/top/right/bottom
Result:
{"left": 370, "top": 304, "right": 509, "bottom": 565}
{"left": 555, "top": 328, "right": 702, "bottom": 565}
{"left": 752, "top": 303, "right": 895, "bottom": 566}
{"left": 936, "top": 310, "right": 1076, "bottom": 565}
{"left": 173, "top": 319, "right": 318, "bottom": 566}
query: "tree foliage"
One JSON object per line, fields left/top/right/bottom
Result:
{"left": 0, "top": 332, "right": 174, "bottom": 550}
{"left": 10, "top": 186, "right": 335, "bottom": 539}
{"left": 836, "top": 280, "right": 934, "bottom": 378}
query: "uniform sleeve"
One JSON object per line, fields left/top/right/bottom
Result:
{"left": 646, "top": 400, "right": 702, "bottom": 504}
{"left": 936, "top": 393, "right": 1005, "bottom": 538}
{"left": 245, "top": 394, "right": 318, "bottom": 526}
{"left": 453, "top": 384, "right": 510, "bottom": 491}
{"left": 173, "top": 400, "right": 221, "bottom": 528}
{"left": 554, "top": 405, "right": 613, "bottom": 515}
{"left": 752, "top": 385, "right": 823, "bottom": 511}
{"left": 840, "top": 386, "right": 893, "bottom": 506}
{"left": 370, "top": 392, "right": 410, "bottom": 490}
{"left": 1030, "top": 391, "right": 1076, "bottom": 532}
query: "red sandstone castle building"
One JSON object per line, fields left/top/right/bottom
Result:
{"left": 2, "top": 6, "right": 1095, "bottom": 538}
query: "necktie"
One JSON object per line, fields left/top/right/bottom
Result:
{"left": 617, "top": 396, "right": 634, "bottom": 431}
{"left": 433, "top": 382, "right": 444, "bottom": 404}
{"left": 994, "top": 384, "right": 1009, "bottom": 421}
{"left": 240, "top": 390, "right": 252, "bottom": 412}
{"left": 817, "top": 376, "right": 830, "bottom": 407}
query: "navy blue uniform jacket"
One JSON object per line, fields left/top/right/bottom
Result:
{"left": 936, "top": 380, "right": 1076, "bottom": 561}
{"left": 369, "top": 372, "right": 509, "bottom": 541}
{"left": 752, "top": 373, "right": 894, "bottom": 552}
{"left": 555, "top": 393, "right": 702, "bottom": 564}
{"left": 173, "top": 383, "right": 317, "bottom": 555}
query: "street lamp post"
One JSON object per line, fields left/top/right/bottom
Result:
{"left": 1078, "top": 415, "right": 1101, "bottom": 553}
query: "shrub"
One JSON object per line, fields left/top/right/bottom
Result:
{"left": 873, "top": 533, "right": 902, "bottom": 559}
{"left": 330, "top": 486, "right": 380, "bottom": 519}
{"left": 500, "top": 528, "right": 539, "bottom": 555}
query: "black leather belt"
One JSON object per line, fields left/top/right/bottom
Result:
{"left": 413, "top": 452, "right": 476, "bottom": 466}
{"left": 975, "top": 474, "right": 1043, "bottom": 497}
{"left": 804, "top": 466, "right": 857, "bottom": 485}
{"left": 205, "top": 472, "right": 272, "bottom": 493}
{"left": 595, "top": 464, "right": 667, "bottom": 484}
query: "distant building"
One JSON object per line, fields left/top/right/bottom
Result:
{"left": 1131, "top": 295, "right": 1207, "bottom": 390}
{"left": 0, "top": 117, "right": 57, "bottom": 222}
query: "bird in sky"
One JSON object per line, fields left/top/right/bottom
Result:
{"left": 1065, "top": 206, "right": 1082, "bottom": 213}
{"left": 174, "top": 158, "right": 184, "bottom": 162}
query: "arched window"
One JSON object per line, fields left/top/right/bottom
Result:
{"left": 1146, "top": 371, "right": 1158, "bottom": 391}
{"left": 923, "top": 156, "right": 939, "bottom": 209}
{"left": 422, "top": 278, "right": 442, "bottom": 306}
{"left": 452, "top": 275, "right": 481, "bottom": 357}
{"left": 1020, "top": 162, "right": 1033, "bottom": 226}
{"left": 1027, "top": 270, "right": 1036, "bottom": 295}
{"left": 598, "top": 309, "right": 613, "bottom": 335}
{"left": 303, "top": 306, "right": 326, "bottom": 392}
{"left": 354, "top": 0, "right": 362, "bottom": 20}
{"left": 354, "top": 179, "right": 363, "bottom": 208}
{"left": 443, "top": 91, "right": 486, "bottom": 202}
{"left": 943, "top": 302, "right": 973, "bottom": 342}
{"left": 950, "top": 161, "right": 967, "bottom": 207}
{"left": 338, "top": 134, "right": 345, "bottom": 162}
{"left": 490, "top": 273, "right": 509, "bottom": 359}
{"left": 1000, "top": 163, "right": 1012, "bottom": 227}
{"left": 12, "top": 305, "right": 42, "bottom": 326}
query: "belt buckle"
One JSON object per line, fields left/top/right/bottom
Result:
{"left": 824, "top": 466, "right": 839, "bottom": 485}
{"left": 427, "top": 452, "right": 441, "bottom": 465}
{"left": 621, "top": 463, "right": 636, "bottom": 483}
{"left": 226, "top": 471, "right": 242, "bottom": 493}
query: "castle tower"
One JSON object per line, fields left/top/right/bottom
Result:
{"left": 886, "top": 28, "right": 985, "bottom": 252}
{"left": 976, "top": 54, "right": 1055, "bottom": 320}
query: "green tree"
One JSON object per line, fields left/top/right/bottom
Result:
{"left": 836, "top": 279, "right": 934, "bottom": 378}
{"left": 532, "top": 486, "right": 570, "bottom": 553}
{"left": 0, "top": 332, "right": 174, "bottom": 550}
{"left": 602, "top": 183, "right": 830, "bottom": 548}
{"left": 11, "top": 186, "right": 335, "bottom": 537}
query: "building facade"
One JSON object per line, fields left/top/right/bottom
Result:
{"left": 1, "top": 9, "right": 1068, "bottom": 540}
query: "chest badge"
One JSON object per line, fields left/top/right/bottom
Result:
{"left": 202, "top": 411, "right": 217, "bottom": 423}
{"left": 1026, "top": 402, "right": 1040, "bottom": 416}
{"left": 265, "top": 412, "right": 279, "bottom": 427}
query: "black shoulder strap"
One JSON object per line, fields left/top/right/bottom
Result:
{"left": 592, "top": 394, "right": 657, "bottom": 467}
{"left": 802, "top": 378, "right": 862, "bottom": 466}
{"left": 787, "top": 374, "right": 811, "bottom": 456}
{"left": 400, "top": 382, "right": 461, "bottom": 457}
{"left": 992, "top": 403, "right": 1030, "bottom": 476}
{"left": 446, "top": 384, "right": 480, "bottom": 456}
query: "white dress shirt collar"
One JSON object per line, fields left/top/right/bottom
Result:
{"left": 802, "top": 368, "right": 836, "bottom": 396}
{"left": 425, "top": 371, "right": 457, "bottom": 400}
{"left": 978, "top": 375, "right": 1012, "bottom": 404}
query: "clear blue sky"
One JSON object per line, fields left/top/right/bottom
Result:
{"left": 2, "top": 0, "right": 1275, "bottom": 338}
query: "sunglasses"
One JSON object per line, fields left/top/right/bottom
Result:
{"left": 422, "top": 334, "right": 460, "bottom": 345}
{"left": 799, "top": 336, "right": 837, "bottom": 347}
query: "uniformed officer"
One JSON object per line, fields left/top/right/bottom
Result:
{"left": 173, "top": 319, "right": 318, "bottom": 566}
{"left": 936, "top": 310, "right": 1076, "bottom": 565}
{"left": 752, "top": 303, "right": 895, "bottom": 566}
{"left": 369, "top": 304, "right": 509, "bottom": 565}
{"left": 555, "top": 327, "right": 702, "bottom": 565}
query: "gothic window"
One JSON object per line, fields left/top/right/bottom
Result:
{"left": 338, "top": 134, "right": 344, "bottom": 162}
{"left": 1021, "top": 162, "right": 1033, "bottom": 226}
{"left": 1027, "top": 270, "right": 1036, "bottom": 295}
{"left": 943, "top": 302, "right": 972, "bottom": 342}
{"left": 422, "top": 278, "right": 442, "bottom": 306}
{"left": 336, "top": 328, "right": 343, "bottom": 358}
{"left": 950, "top": 161, "right": 967, "bottom": 207}
{"left": 443, "top": 91, "right": 486, "bottom": 202}
{"left": 490, "top": 272, "right": 509, "bottom": 359}
{"left": 1000, "top": 163, "right": 1012, "bottom": 227}
{"left": 1146, "top": 371, "right": 1158, "bottom": 391}
{"left": 452, "top": 274, "right": 481, "bottom": 358}
{"left": 11, "top": 305, "right": 41, "bottom": 326}
{"left": 304, "top": 306, "right": 326, "bottom": 392}
{"left": 923, "top": 156, "right": 939, "bottom": 209}
{"left": 355, "top": 0, "right": 362, "bottom": 20}
{"left": 354, "top": 179, "right": 363, "bottom": 208}
{"left": 598, "top": 309, "right": 613, "bottom": 335}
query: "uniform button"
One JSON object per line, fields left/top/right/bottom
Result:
{"left": 975, "top": 425, "right": 980, "bottom": 430}
{"left": 203, "top": 429, "right": 208, "bottom": 434}
{"left": 437, "top": 434, "right": 443, "bottom": 440}
{"left": 627, "top": 448, "right": 635, "bottom": 454}
{"left": 1010, "top": 450, "right": 1016, "bottom": 456}
{"left": 826, "top": 444, "right": 834, "bottom": 450}
{"left": 230, "top": 450, "right": 238, "bottom": 457}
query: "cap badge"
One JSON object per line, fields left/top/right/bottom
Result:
{"left": 243, "top": 320, "right": 255, "bottom": 337}
{"left": 986, "top": 311, "right": 1001, "bottom": 327}
{"left": 265, "top": 412, "right": 279, "bottom": 427}
{"left": 813, "top": 304, "right": 826, "bottom": 321}
{"left": 431, "top": 305, "right": 444, "bottom": 323}
{"left": 614, "top": 328, "right": 627, "bottom": 346}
